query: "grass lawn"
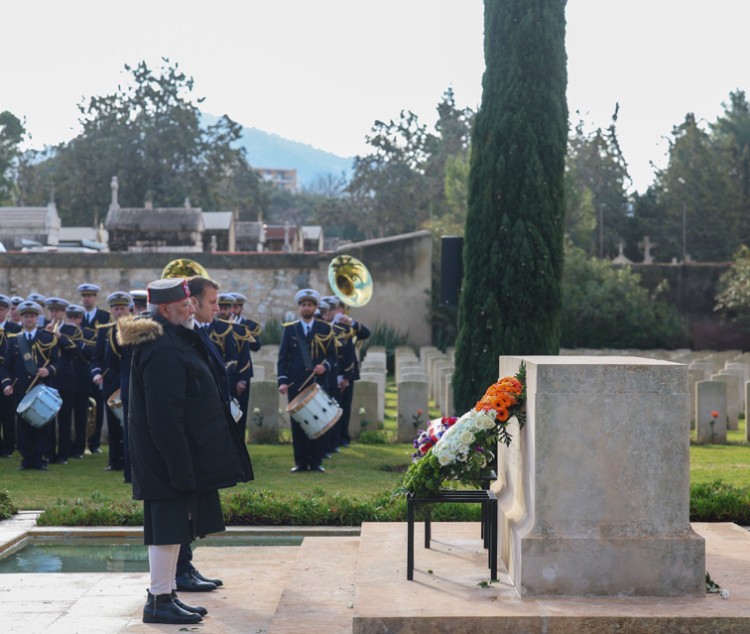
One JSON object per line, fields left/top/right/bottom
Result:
{"left": 690, "top": 419, "right": 750, "bottom": 487}
{"left": 2, "top": 382, "right": 749, "bottom": 510}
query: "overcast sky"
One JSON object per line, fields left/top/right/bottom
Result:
{"left": 2, "top": 0, "right": 749, "bottom": 192}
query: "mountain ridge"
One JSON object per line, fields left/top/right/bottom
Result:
{"left": 203, "top": 112, "right": 354, "bottom": 189}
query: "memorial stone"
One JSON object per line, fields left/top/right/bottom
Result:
{"left": 695, "top": 380, "right": 727, "bottom": 444}
{"left": 350, "top": 380, "right": 379, "bottom": 440}
{"left": 359, "top": 371, "right": 386, "bottom": 423}
{"left": 710, "top": 373, "right": 739, "bottom": 430}
{"left": 247, "top": 380, "right": 280, "bottom": 442}
{"left": 397, "top": 379, "right": 429, "bottom": 443}
{"left": 442, "top": 371, "right": 454, "bottom": 418}
{"left": 496, "top": 355, "right": 705, "bottom": 596}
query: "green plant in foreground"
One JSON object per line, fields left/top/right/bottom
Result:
{"left": 0, "top": 490, "right": 17, "bottom": 520}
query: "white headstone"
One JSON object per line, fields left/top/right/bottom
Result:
{"left": 695, "top": 380, "right": 727, "bottom": 444}
{"left": 397, "top": 379, "right": 428, "bottom": 443}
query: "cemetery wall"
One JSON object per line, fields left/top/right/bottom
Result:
{"left": 0, "top": 231, "right": 433, "bottom": 346}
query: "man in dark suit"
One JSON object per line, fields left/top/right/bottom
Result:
{"left": 1, "top": 301, "right": 61, "bottom": 470}
{"left": 277, "top": 289, "right": 337, "bottom": 473}
{"left": 78, "top": 283, "right": 111, "bottom": 454}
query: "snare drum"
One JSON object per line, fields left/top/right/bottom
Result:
{"left": 287, "top": 383, "right": 342, "bottom": 439}
{"left": 17, "top": 385, "right": 62, "bottom": 428}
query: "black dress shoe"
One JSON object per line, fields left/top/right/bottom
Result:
{"left": 290, "top": 465, "right": 308, "bottom": 473}
{"left": 143, "top": 591, "right": 202, "bottom": 624}
{"left": 171, "top": 590, "right": 208, "bottom": 616}
{"left": 311, "top": 465, "right": 325, "bottom": 472}
{"left": 175, "top": 571, "right": 217, "bottom": 592}
{"left": 193, "top": 567, "right": 223, "bottom": 587}
{"left": 90, "top": 447, "right": 102, "bottom": 454}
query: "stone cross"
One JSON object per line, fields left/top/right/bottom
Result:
{"left": 638, "top": 235, "right": 657, "bottom": 263}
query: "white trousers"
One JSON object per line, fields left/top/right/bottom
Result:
{"left": 148, "top": 543, "right": 180, "bottom": 596}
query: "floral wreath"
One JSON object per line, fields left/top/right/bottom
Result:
{"left": 400, "top": 362, "right": 526, "bottom": 498}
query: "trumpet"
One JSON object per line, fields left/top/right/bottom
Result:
{"left": 44, "top": 318, "right": 63, "bottom": 334}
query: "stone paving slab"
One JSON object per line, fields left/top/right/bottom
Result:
{"left": 353, "top": 522, "right": 750, "bottom": 633}
{"left": 269, "top": 536, "right": 359, "bottom": 633}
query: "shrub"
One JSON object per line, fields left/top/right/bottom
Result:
{"left": 37, "top": 492, "right": 143, "bottom": 526}
{"left": 360, "top": 320, "right": 409, "bottom": 375}
{"left": 262, "top": 317, "right": 284, "bottom": 345}
{"left": 561, "top": 242, "right": 687, "bottom": 348}
{"left": 0, "top": 490, "right": 17, "bottom": 520}
{"left": 690, "top": 480, "right": 750, "bottom": 524}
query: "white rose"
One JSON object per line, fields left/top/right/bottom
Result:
{"left": 460, "top": 431, "right": 474, "bottom": 445}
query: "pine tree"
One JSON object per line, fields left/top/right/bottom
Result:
{"left": 453, "top": 0, "right": 568, "bottom": 412}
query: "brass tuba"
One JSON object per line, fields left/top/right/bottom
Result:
{"left": 328, "top": 255, "right": 373, "bottom": 307}
{"left": 161, "top": 258, "right": 210, "bottom": 280}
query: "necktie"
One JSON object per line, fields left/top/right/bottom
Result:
{"left": 26, "top": 333, "right": 32, "bottom": 342}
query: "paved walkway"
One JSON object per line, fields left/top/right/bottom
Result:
{"left": 2, "top": 514, "right": 750, "bottom": 633}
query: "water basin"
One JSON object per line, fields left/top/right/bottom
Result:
{"left": 0, "top": 535, "right": 303, "bottom": 573}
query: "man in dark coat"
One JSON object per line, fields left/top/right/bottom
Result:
{"left": 122, "top": 278, "right": 252, "bottom": 625}
{"left": 277, "top": 289, "right": 337, "bottom": 472}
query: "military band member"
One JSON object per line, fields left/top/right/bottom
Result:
{"left": 91, "top": 292, "right": 131, "bottom": 471}
{"left": 1, "top": 301, "right": 61, "bottom": 470}
{"left": 277, "top": 289, "right": 337, "bottom": 473}
{"left": 43, "top": 297, "right": 72, "bottom": 463}
{"left": 9, "top": 296, "right": 23, "bottom": 325}
{"left": 61, "top": 304, "right": 96, "bottom": 461}
{"left": 211, "top": 294, "right": 240, "bottom": 387}
{"left": 325, "top": 295, "right": 370, "bottom": 449}
{"left": 26, "top": 293, "right": 48, "bottom": 328}
{"left": 130, "top": 289, "right": 148, "bottom": 315}
{"left": 0, "top": 294, "right": 18, "bottom": 457}
{"left": 79, "top": 283, "right": 111, "bottom": 453}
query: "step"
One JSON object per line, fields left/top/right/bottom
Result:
{"left": 268, "top": 536, "right": 359, "bottom": 633}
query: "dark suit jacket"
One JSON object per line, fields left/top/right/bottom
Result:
{"left": 277, "top": 319, "right": 337, "bottom": 401}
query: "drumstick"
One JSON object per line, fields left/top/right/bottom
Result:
{"left": 298, "top": 370, "right": 317, "bottom": 392}
{"left": 26, "top": 359, "right": 50, "bottom": 393}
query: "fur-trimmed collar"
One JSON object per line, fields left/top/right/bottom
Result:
{"left": 116, "top": 314, "right": 163, "bottom": 347}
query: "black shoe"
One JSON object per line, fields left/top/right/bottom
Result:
{"left": 90, "top": 447, "right": 102, "bottom": 454}
{"left": 104, "top": 465, "right": 122, "bottom": 471}
{"left": 71, "top": 454, "right": 83, "bottom": 460}
{"left": 171, "top": 590, "right": 208, "bottom": 616}
{"left": 192, "top": 567, "right": 223, "bottom": 587}
{"left": 341, "top": 443, "right": 350, "bottom": 449}
{"left": 175, "top": 571, "right": 217, "bottom": 592}
{"left": 290, "top": 465, "right": 308, "bottom": 473}
{"left": 143, "top": 591, "right": 202, "bottom": 624}
{"left": 311, "top": 465, "right": 325, "bottom": 472}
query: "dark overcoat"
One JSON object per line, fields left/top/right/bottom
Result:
{"left": 121, "top": 314, "right": 252, "bottom": 502}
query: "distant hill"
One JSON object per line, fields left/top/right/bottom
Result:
{"left": 202, "top": 112, "right": 353, "bottom": 189}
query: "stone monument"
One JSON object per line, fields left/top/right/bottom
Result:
{"left": 495, "top": 355, "right": 705, "bottom": 596}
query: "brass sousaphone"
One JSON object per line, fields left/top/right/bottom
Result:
{"left": 328, "top": 254, "right": 373, "bottom": 307}
{"left": 161, "top": 258, "right": 210, "bottom": 280}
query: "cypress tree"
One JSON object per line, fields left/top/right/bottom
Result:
{"left": 453, "top": 0, "right": 568, "bottom": 412}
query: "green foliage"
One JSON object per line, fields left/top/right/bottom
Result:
{"left": 715, "top": 245, "right": 750, "bottom": 323}
{"left": 565, "top": 110, "right": 631, "bottom": 258}
{"left": 0, "top": 489, "right": 17, "bottom": 520}
{"left": 17, "top": 59, "right": 263, "bottom": 226}
{"left": 37, "top": 492, "right": 143, "bottom": 526}
{"left": 262, "top": 317, "right": 284, "bottom": 345}
{"left": 690, "top": 481, "right": 750, "bottom": 524}
{"left": 0, "top": 111, "right": 25, "bottom": 205}
{"left": 360, "top": 320, "right": 408, "bottom": 374}
{"left": 357, "top": 430, "right": 389, "bottom": 444}
{"left": 454, "top": 0, "right": 568, "bottom": 412}
{"left": 561, "top": 242, "right": 686, "bottom": 348}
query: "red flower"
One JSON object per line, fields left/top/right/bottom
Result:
{"left": 710, "top": 410, "right": 720, "bottom": 419}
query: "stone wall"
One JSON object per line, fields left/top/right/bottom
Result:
{"left": 0, "top": 231, "right": 433, "bottom": 346}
